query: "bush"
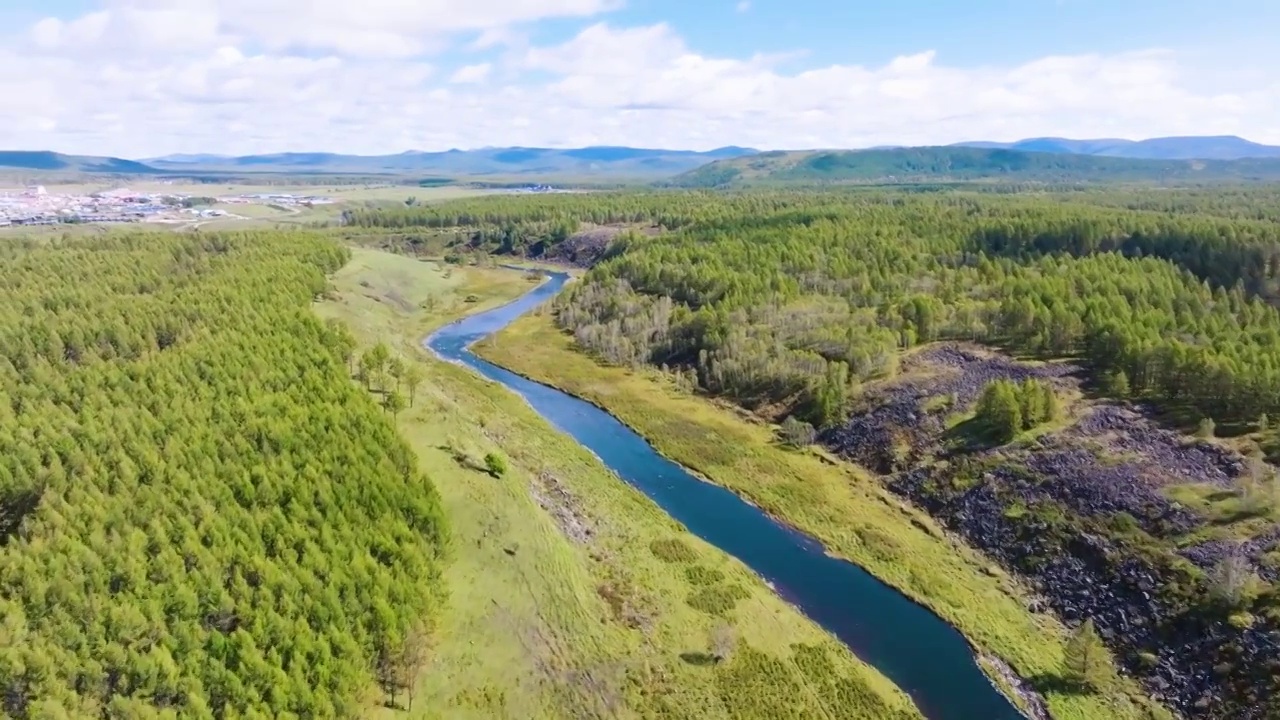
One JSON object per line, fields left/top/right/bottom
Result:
{"left": 1197, "top": 417, "right": 1217, "bottom": 439}
{"left": 685, "top": 565, "right": 727, "bottom": 586}
{"left": 687, "top": 583, "right": 750, "bottom": 615}
{"left": 650, "top": 537, "right": 698, "bottom": 564}
{"left": 1102, "top": 368, "right": 1131, "bottom": 398}
{"left": 484, "top": 451, "right": 508, "bottom": 477}
{"left": 778, "top": 416, "right": 817, "bottom": 448}
{"left": 1208, "top": 552, "right": 1258, "bottom": 610}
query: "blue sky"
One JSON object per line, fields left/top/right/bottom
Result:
{"left": 609, "top": 0, "right": 1280, "bottom": 68}
{"left": 2, "top": 0, "right": 1278, "bottom": 154}
{"left": 14, "top": 0, "right": 1280, "bottom": 65}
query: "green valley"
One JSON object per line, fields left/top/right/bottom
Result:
{"left": 6, "top": 180, "right": 1280, "bottom": 720}
{"left": 346, "top": 184, "right": 1280, "bottom": 720}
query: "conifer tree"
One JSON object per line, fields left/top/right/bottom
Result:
{"left": 1063, "top": 619, "right": 1111, "bottom": 692}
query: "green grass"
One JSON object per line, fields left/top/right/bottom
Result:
{"left": 475, "top": 314, "right": 1173, "bottom": 720}
{"left": 1164, "top": 483, "right": 1277, "bottom": 545}
{"left": 314, "top": 249, "right": 920, "bottom": 719}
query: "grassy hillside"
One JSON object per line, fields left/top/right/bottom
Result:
{"left": 668, "top": 146, "right": 1280, "bottom": 187}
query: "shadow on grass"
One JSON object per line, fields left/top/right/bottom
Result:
{"left": 679, "top": 652, "right": 720, "bottom": 667}
{"left": 434, "top": 444, "right": 491, "bottom": 474}
{"left": 1029, "top": 672, "right": 1088, "bottom": 696}
{"left": 942, "top": 416, "right": 1007, "bottom": 454}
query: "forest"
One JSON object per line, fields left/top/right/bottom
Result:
{"left": 0, "top": 232, "right": 447, "bottom": 717}
{"left": 665, "top": 147, "right": 1280, "bottom": 187}
{"left": 349, "top": 188, "right": 1280, "bottom": 429}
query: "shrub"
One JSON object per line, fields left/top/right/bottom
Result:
{"left": 778, "top": 416, "right": 817, "bottom": 448}
{"left": 1197, "top": 417, "right": 1216, "bottom": 439}
{"left": 685, "top": 565, "right": 727, "bottom": 586}
{"left": 650, "top": 537, "right": 698, "bottom": 564}
{"left": 687, "top": 583, "right": 750, "bottom": 615}
{"left": 484, "top": 452, "right": 508, "bottom": 478}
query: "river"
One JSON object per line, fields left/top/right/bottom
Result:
{"left": 425, "top": 270, "right": 1027, "bottom": 720}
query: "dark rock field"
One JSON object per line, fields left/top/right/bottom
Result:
{"left": 823, "top": 343, "right": 1280, "bottom": 719}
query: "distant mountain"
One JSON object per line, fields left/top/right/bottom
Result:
{"left": 669, "top": 146, "right": 1280, "bottom": 187}
{"left": 0, "top": 151, "right": 160, "bottom": 174}
{"left": 141, "top": 146, "right": 761, "bottom": 178}
{"left": 144, "top": 153, "right": 232, "bottom": 164}
{"left": 951, "top": 135, "right": 1280, "bottom": 160}
{"left": 15, "top": 140, "right": 1280, "bottom": 182}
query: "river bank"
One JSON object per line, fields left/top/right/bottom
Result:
{"left": 474, "top": 311, "right": 1173, "bottom": 720}
{"left": 438, "top": 271, "right": 1026, "bottom": 719}
{"left": 316, "top": 250, "right": 922, "bottom": 719}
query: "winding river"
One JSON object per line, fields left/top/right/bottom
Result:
{"left": 426, "top": 270, "right": 1027, "bottom": 720}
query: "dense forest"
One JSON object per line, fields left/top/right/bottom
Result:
{"left": 349, "top": 188, "right": 1280, "bottom": 429}
{"left": 0, "top": 232, "right": 447, "bottom": 717}
{"left": 560, "top": 198, "right": 1280, "bottom": 429}
{"left": 666, "top": 147, "right": 1280, "bottom": 187}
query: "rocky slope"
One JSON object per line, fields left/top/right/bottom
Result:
{"left": 822, "top": 344, "right": 1280, "bottom": 719}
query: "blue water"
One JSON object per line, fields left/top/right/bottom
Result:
{"left": 426, "top": 271, "right": 1026, "bottom": 720}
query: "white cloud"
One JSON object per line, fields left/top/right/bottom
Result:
{"left": 3, "top": 6, "right": 1280, "bottom": 156}
{"left": 450, "top": 63, "right": 492, "bottom": 84}
{"left": 736, "top": 1, "right": 750, "bottom": 12}
{"left": 26, "top": 0, "right": 622, "bottom": 58}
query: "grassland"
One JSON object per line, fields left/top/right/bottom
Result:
{"left": 475, "top": 314, "right": 1175, "bottom": 720}
{"left": 314, "top": 248, "right": 921, "bottom": 720}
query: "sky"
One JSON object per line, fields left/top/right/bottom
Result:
{"left": 2, "top": 0, "right": 1279, "bottom": 157}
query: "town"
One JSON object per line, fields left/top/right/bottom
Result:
{"left": 0, "top": 184, "right": 335, "bottom": 227}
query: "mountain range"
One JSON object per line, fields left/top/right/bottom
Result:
{"left": 951, "top": 135, "right": 1280, "bottom": 160}
{"left": 139, "top": 146, "right": 758, "bottom": 177}
{"left": 669, "top": 146, "right": 1280, "bottom": 188}
{"left": 1, "top": 136, "right": 1279, "bottom": 180}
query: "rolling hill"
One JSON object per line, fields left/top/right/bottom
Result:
{"left": 668, "top": 146, "right": 1280, "bottom": 187}
{"left": 0, "top": 151, "right": 161, "bottom": 174}
{"left": 953, "top": 135, "right": 1280, "bottom": 160}
{"left": 142, "top": 146, "right": 759, "bottom": 177}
